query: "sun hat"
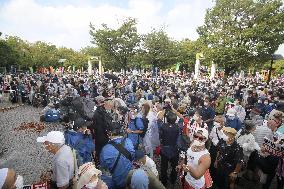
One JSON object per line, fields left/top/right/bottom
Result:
{"left": 222, "top": 127, "right": 237, "bottom": 135}
{"left": 36, "top": 131, "right": 65, "bottom": 144}
{"left": 77, "top": 162, "right": 102, "bottom": 189}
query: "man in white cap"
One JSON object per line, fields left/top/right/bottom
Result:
{"left": 37, "top": 131, "right": 75, "bottom": 189}
{"left": 0, "top": 168, "right": 24, "bottom": 189}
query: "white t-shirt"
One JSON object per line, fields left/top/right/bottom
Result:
{"left": 185, "top": 147, "right": 209, "bottom": 189}
{"left": 209, "top": 126, "right": 225, "bottom": 146}
{"left": 52, "top": 145, "right": 75, "bottom": 187}
{"left": 142, "top": 156, "right": 158, "bottom": 177}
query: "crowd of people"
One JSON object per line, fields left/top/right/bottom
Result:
{"left": 0, "top": 71, "right": 284, "bottom": 189}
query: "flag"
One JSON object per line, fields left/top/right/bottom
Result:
{"left": 29, "top": 67, "right": 33, "bottom": 74}
{"left": 175, "top": 63, "right": 180, "bottom": 73}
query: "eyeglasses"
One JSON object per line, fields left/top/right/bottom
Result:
{"left": 193, "top": 134, "right": 206, "bottom": 141}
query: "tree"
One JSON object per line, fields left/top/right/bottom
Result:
{"left": 89, "top": 18, "right": 141, "bottom": 72}
{"left": 142, "top": 29, "right": 179, "bottom": 69}
{"left": 197, "top": 0, "right": 284, "bottom": 76}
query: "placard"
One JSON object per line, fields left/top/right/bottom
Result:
{"left": 263, "top": 137, "right": 284, "bottom": 157}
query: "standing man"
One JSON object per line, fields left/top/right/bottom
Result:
{"left": 37, "top": 131, "right": 75, "bottom": 189}
{"left": 200, "top": 97, "right": 215, "bottom": 132}
{"left": 91, "top": 96, "right": 113, "bottom": 160}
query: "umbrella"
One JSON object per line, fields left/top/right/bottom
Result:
{"left": 104, "top": 73, "right": 119, "bottom": 80}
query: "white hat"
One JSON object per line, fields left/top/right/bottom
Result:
{"left": 195, "top": 128, "right": 209, "bottom": 140}
{"left": 77, "top": 163, "right": 102, "bottom": 189}
{"left": 36, "top": 131, "right": 65, "bottom": 144}
{"left": 0, "top": 168, "right": 8, "bottom": 189}
{"left": 226, "top": 108, "right": 236, "bottom": 117}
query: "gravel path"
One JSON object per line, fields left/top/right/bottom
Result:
{"left": 0, "top": 102, "right": 276, "bottom": 188}
{"left": 0, "top": 102, "right": 63, "bottom": 185}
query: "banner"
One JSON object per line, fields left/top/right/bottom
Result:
{"left": 23, "top": 182, "right": 48, "bottom": 189}
{"left": 29, "top": 67, "right": 34, "bottom": 74}
{"left": 175, "top": 63, "right": 180, "bottom": 73}
{"left": 262, "top": 137, "right": 284, "bottom": 157}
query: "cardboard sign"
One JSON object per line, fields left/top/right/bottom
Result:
{"left": 23, "top": 182, "right": 48, "bottom": 189}
{"left": 263, "top": 137, "right": 284, "bottom": 157}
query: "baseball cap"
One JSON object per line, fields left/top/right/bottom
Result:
{"left": 36, "top": 131, "right": 65, "bottom": 144}
{"left": 77, "top": 162, "right": 102, "bottom": 189}
{"left": 134, "top": 150, "right": 145, "bottom": 161}
{"left": 130, "top": 169, "right": 149, "bottom": 189}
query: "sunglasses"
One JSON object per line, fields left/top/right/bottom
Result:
{"left": 193, "top": 134, "right": 206, "bottom": 141}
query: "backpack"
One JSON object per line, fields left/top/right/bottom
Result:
{"left": 64, "top": 130, "right": 95, "bottom": 167}
{"left": 108, "top": 137, "right": 133, "bottom": 173}
{"left": 44, "top": 109, "right": 60, "bottom": 122}
{"left": 134, "top": 117, "right": 149, "bottom": 138}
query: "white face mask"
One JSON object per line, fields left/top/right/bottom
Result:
{"left": 85, "top": 180, "right": 98, "bottom": 189}
{"left": 193, "top": 115, "right": 199, "bottom": 121}
{"left": 204, "top": 102, "right": 209, "bottom": 106}
{"left": 15, "top": 175, "right": 24, "bottom": 189}
{"left": 222, "top": 134, "right": 229, "bottom": 142}
{"left": 214, "top": 121, "right": 221, "bottom": 128}
{"left": 192, "top": 140, "right": 205, "bottom": 147}
{"left": 227, "top": 115, "right": 235, "bottom": 120}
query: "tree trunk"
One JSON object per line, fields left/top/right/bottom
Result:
{"left": 267, "top": 58, "right": 273, "bottom": 84}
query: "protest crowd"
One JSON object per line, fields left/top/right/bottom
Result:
{"left": 0, "top": 70, "right": 284, "bottom": 189}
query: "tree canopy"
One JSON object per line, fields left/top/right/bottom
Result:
{"left": 1, "top": 0, "right": 284, "bottom": 75}
{"left": 197, "top": 0, "right": 284, "bottom": 75}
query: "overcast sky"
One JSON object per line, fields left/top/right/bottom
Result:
{"left": 0, "top": 0, "right": 283, "bottom": 55}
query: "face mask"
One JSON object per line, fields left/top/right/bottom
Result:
{"left": 15, "top": 175, "right": 24, "bottom": 189}
{"left": 192, "top": 140, "right": 205, "bottom": 147}
{"left": 264, "top": 101, "right": 269, "bottom": 105}
{"left": 214, "top": 122, "right": 221, "bottom": 128}
{"left": 204, "top": 102, "right": 209, "bottom": 106}
{"left": 193, "top": 115, "right": 199, "bottom": 121}
{"left": 258, "top": 100, "right": 262, "bottom": 103}
{"left": 222, "top": 134, "right": 229, "bottom": 142}
{"left": 228, "top": 115, "right": 235, "bottom": 120}
{"left": 85, "top": 180, "right": 98, "bottom": 189}
{"left": 129, "top": 112, "right": 136, "bottom": 120}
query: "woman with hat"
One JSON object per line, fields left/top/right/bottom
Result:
{"left": 76, "top": 162, "right": 108, "bottom": 189}
{"left": 178, "top": 128, "right": 211, "bottom": 189}
{"left": 215, "top": 127, "right": 244, "bottom": 189}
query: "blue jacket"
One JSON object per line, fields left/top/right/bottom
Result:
{"left": 127, "top": 117, "right": 144, "bottom": 147}
{"left": 100, "top": 137, "right": 135, "bottom": 189}
{"left": 64, "top": 131, "right": 95, "bottom": 165}
{"left": 226, "top": 117, "right": 242, "bottom": 131}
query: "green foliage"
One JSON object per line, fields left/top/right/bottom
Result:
{"left": 142, "top": 29, "right": 179, "bottom": 68}
{"left": 89, "top": 18, "right": 141, "bottom": 71}
{"left": 197, "top": 0, "right": 284, "bottom": 75}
